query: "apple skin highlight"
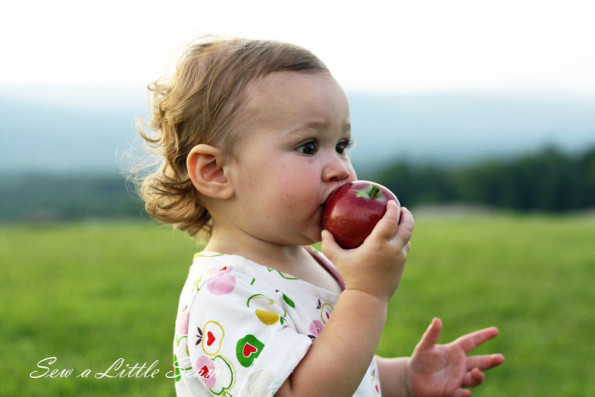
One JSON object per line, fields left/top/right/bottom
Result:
{"left": 322, "top": 181, "right": 400, "bottom": 249}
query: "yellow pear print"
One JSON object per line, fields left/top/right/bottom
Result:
{"left": 247, "top": 294, "right": 286, "bottom": 325}
{"left": 255, "top": 310, "right": 280, "bottom": 325}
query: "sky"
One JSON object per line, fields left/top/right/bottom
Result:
{"left": 2, "top": 0, "right": 595, "bottom": 96}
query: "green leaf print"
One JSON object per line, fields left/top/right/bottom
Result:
{"left": 282, "top": 293, "right": 295, "bottom": 309}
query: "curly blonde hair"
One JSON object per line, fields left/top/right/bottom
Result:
{"left": 137, "top": 37, "right": 328, "bottom": 237}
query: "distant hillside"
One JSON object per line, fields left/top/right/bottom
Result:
{"left": 349, "top": 92, "right": 595, "bottom": 172}
{"left": 0, "top": 92, "right": 142, "bottom": 172}
{"left": 1, "top": 86, "right": 595, "bottom": 174}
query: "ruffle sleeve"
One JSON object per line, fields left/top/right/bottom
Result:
{"left": 173, "top": 255, "right": 313, "bottom": 396}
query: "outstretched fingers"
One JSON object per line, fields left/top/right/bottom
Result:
{"left": 466, "top": 353, "right": 506, "bottom": 372}
{"left": 416, "top": 317, "right": 443, "bottom": 351}
{"left": 454, "top": 326, "right": 500, "bottom": 354}
{"left": 462, "top": 368, "right": 485, "bottom": 387}
{"left": 453, "top": 389, "right": 472, "bottom": 397}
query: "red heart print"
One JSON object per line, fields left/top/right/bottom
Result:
{"left": 243, "top": 343, "right": 257, "bottom": 358}
{"left": 206, "top": 331, "right": 216, "bottom": 346}
{"left": 236, "top": 335, "right": 264, "bottom": 367}
{"left": 198, "top": 365, "right": 211, "bottom": 378}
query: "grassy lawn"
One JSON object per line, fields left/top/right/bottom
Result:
{"left": 1, "top": 214, "right": 593, "bottom": 396}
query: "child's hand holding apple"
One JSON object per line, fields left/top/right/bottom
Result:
{"left": 321, "top": 181, "right": 413, "bottom": 301}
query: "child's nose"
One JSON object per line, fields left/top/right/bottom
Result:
{"left": 323, "top": 155, "right": 353, "bottom": 182}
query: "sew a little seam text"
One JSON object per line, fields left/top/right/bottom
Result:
{"left": 29, "top": 356, "right": 174, "bottom": 379}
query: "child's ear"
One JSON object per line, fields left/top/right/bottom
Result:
{"left": 187, "top": 144, "right": 234, "bottom": 199}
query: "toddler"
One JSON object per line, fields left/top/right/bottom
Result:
{"left": 138, "top": 37, "right": 504, "bottom": 396}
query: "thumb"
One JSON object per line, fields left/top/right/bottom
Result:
{"left": 416, "top": 317, "right": 442, "bottom": 351}
{"left": 366, "top": 200, "right": 401, "bottom": 242}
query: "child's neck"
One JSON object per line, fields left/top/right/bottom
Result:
{"left": 205, "top": 228, "right": 308, "bottom": 271}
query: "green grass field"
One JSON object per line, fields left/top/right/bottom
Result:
{"left": 1, "top": 214, "right": 593, "bottom": 396}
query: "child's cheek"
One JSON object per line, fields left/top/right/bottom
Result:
{"left": 281, "top": 184, "right": 314, "bottom": 212}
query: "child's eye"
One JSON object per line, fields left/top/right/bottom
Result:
{"left": 336, "top": 139, "right": 355, "bottom": 155}
{"left": 297, "top": 140, "right": 319, "bottom": 155}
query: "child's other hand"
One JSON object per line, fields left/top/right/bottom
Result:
{"left": 406, "top": 318, "right": 505, "bottom": 397}
{"left": 321, "top": 200, "right": 413, "bottom": 301}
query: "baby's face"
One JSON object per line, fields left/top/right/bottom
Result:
{"left": 224, "top": 71, "right": 357, "bottom": 246}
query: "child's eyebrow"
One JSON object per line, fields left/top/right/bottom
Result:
{"left": 284, "top": 120, "right": 351, "bottom": 137}
{"left": 343, "top": 122, "right": 352, "bottom": 136}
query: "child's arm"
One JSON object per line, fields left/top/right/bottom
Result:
{"left": 376, "top": 318, "right": 505, "bottom": 397}
{"left": 276, "top": 201, "right": 413, "bottom": 396}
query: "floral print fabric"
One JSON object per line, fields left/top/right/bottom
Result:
{"left": 173, "top": 249, "right": 381, "bottom": 396}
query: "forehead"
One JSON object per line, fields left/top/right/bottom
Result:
{"left": 239, "top": 71, "right": 350, "bottom": 127}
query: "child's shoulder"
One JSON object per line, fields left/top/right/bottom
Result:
{"left": 186, "top": 251, "right": 279, "bottom": 292}
{"left": 188, "top": 251, "right": 255, "bottom": 281}
{"left": 178, "top": 251, "right": 265, "bottom": 311}
{"left": 181, "top": 248, "right": 341, "bottom": 303}
{"left": 189, "top": 250, "right": 306, "bottom": 282}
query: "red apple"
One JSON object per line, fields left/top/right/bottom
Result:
{"left": 322, "top": 181, "right": 400, "bottom": 249}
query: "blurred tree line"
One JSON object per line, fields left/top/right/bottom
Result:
{"left": 0, "top": 145, "right": 593, "bottom": 223}
{"left": 371, "top": 145, "right": 595, "bottom": 212}
{"left": 0, "top": 173, "right": 145, "bottom": 223}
